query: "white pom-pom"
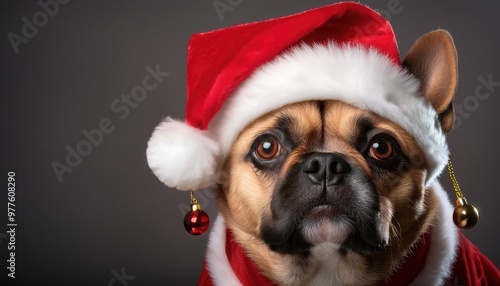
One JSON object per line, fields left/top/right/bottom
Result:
{"left": 146, "top": 117, "right": 220, "bottom": 191}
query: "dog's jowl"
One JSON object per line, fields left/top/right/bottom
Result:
{"left": 146, "top": 2, "right": 500, "bottom": 286}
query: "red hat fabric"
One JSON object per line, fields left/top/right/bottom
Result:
{"left": 146, "top": 2, "right": 448, "bottom": 192}
{"left": 186, "top": 2, "right": 399, "bottom": 130}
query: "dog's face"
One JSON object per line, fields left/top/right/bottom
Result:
{"left": 215, "top": 30, "right": 457, "bottom": 284}
{"left": 219, "top": 100, "right": 430, "bottom": 255}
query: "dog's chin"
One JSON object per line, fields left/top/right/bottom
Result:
{"left": 301, "top": 209, "right": 351, "bottom": 245}
{"left": 262, "top": 202, "right": 388, "bottom": 255}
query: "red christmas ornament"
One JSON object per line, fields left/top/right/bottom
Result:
{"left": 184, "top": 209, "right": 210, "bottom": 235}
{"left": 184, "top": 192, "right": 210, "bottom": 235}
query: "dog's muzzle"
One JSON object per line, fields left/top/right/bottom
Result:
{"left": 261, "top": 152, "right": 388, "bottom": 255}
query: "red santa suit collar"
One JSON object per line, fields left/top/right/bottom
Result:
{"left": 198, "top": 183, "right": 500, "bottom": 286}
{"left": 198, "top": 227, "right": 429, "bottom": 286}
{"left": 199, "top": 229, "right": 429, "bottom": 286}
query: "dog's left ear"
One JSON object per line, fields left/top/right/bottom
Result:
{"left": 403, "top": 30, "right": 458, "bottom": 133}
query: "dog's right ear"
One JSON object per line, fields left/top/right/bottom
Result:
{"left": 402, "top": 30, "right": 458, "bottom": 133}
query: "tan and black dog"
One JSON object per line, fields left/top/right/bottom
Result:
{"left": 146, "top": 3, "right": 500, "bottom": 285}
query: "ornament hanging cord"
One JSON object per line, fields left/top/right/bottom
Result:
{"left": 190, "top": 191, "right": 199, "bottom": 206}
{"left": 447, "top": 160, "right": 464, "bottom": 199}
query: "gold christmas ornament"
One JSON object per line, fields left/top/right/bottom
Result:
{"left": 447, "top": 160, "right": 479, "bottom": 229}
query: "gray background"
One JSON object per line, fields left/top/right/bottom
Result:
{"left": 1, "top": 1, "right": 499, "bottom": 285}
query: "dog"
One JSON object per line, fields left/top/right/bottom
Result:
{"left": 146, "top": 3, "right": 500, "bottom": 285}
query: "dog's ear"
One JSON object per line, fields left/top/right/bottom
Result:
{"left": 402, "top": 30, "right": 458, "bottom": 133}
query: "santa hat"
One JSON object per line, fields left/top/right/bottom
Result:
{"left": 146, "top": 2, "right": 448, "bottom": 191}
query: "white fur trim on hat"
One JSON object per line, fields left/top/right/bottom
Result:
{"left": 209, "top": 42, "right": 449, "bottom": 186}
{"left": 146, "top": 117, "right": 220, "bottom": 191}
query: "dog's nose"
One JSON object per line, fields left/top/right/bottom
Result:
{"left": 303, "top": 153, "right": 351, "bottom": 185}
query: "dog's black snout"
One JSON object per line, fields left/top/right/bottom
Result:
{"left": 303, "top": 153, "right": 351, "bottom": 185}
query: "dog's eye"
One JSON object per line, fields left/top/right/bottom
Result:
{"left": 255, "top": 138, "right": 281, "bottom": 160}
{"left": 369, "top": 138, "right": 394, "bottom": 160}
